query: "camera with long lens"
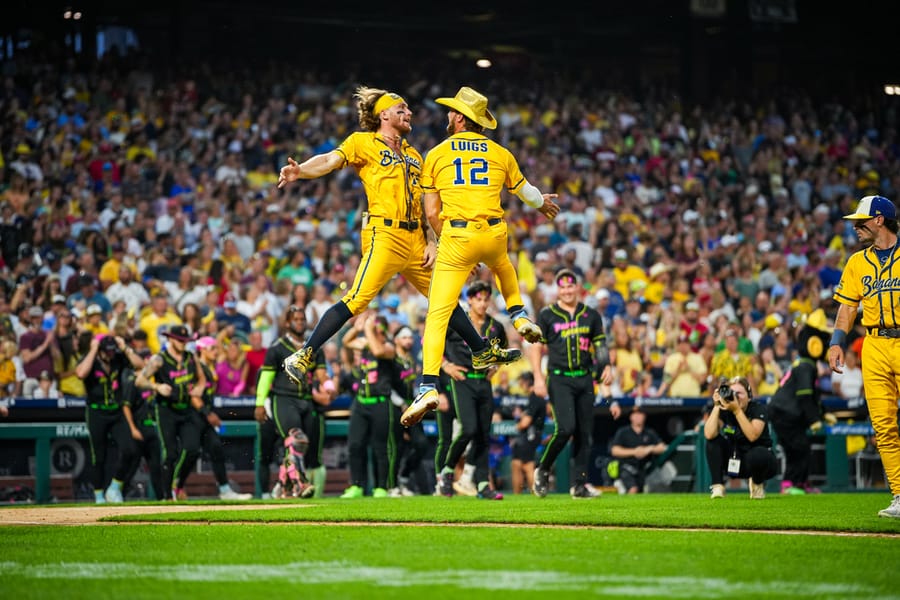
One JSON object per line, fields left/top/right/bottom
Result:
{"left": 717, "top": 383, "right": 734, "bottom": 402}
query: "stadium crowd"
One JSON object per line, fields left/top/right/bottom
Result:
{"left": 0, "top": 49, "right": 891, "bottom": 494}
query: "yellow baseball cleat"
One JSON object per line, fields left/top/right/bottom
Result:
{"left": 513, "top": 315, "right": 544, "bottom": 343}
{"left": 471, "top": 338, "right": 522, "bottom": 370}
{"left": 283, "top": 347, "right": 314, "bottom": 385}
{"left": 401, "top": 387, "right": 439, "bottom": 427}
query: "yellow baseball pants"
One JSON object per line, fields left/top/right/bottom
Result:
{"left": 860, "top": 335, "right": 900, "bottom": 495}
{"left": 422, "top": 219, "right": 524, "bottom": 376}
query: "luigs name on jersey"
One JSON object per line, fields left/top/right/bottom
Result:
{"left": 450, "top": 140, "right": 488, "bottom": 152}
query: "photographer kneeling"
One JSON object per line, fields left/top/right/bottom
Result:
{"left": 703, "top": 376, "right": 777, "bottom": 499}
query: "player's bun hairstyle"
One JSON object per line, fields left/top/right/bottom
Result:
{"left": 555, "top": 268, "right": 579, "bottom": 286}
{"left": 466, "top": 280, "right": 492, "bottom": 298}
{"left": 355, "top": 86, "right": 389, "bottom": 132}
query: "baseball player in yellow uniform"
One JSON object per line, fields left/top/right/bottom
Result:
{"left": 277, "top": 86, "right": 520, "bottom": 387}
{"left": 827, "top": 194, "right": 900, "bottom": 518}
{"left": 400, "top": 86, "right": 560, "bottom": 427}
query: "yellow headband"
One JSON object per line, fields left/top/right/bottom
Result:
{"left": 373, "top": 93, "right": 405, "bottom": 115}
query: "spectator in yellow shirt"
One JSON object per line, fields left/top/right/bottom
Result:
{"left": 97, "top": 243, "right": 136, "bottom": 289}
{"left": 610, "top": 322, "right": 644, "bottom": 396}
{"left": 656, "top": 333, "right": 708, "bottom": 398}
{"left": 83, "top": 304, "right": 110, "bottom": 335}
{"left": 709, "top": 326, "right": 757, "bottom": 387}
{"left": 644, "top": 262, "right": 673, "bottom": 305}
{"left": 611, "top": 248, "right": 648, "bottom": 300}
{"left": 139, "top": 292, "right": 183, "bottom": 354}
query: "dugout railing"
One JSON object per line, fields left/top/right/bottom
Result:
{"left": 0, "top": 394, "right": 876, "bottom": 503}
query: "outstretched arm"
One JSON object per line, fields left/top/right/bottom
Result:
{"left": 277, "top": 151, "right": 345, "bottom": 188}
{"left": 515, "top": 181, "right": 559, "bottom": 219}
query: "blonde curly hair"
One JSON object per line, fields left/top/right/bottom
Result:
{"left": 354, "top": 86, "right": 389, "bottom": 132}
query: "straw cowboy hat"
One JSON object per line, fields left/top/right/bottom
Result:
{"left": 435, "top": 86, "right": 497, "bottom": 130}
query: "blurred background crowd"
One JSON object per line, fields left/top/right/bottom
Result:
{"left": 0, "top": 1, "right": 894, "bottom": 413}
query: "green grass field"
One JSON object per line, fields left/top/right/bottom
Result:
{"left": 2, "top": 493, "right": 899, "bottom": 599}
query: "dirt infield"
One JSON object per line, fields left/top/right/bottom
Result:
{"left": 2, "top": 504, "right": 899, "bottom": 538}
{"left": 0, "top": 504, "right": 294, "bottom": 525}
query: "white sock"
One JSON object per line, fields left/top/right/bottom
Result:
{"left": 461, "top": 464, "right": 475, "bottom": 485}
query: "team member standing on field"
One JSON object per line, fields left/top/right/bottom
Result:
{"left": 391, "top": 326, "right": 428, "bottom": 496}
{"left": 179, "top": 336, "right": 252, "bottom": 500}
{"left": 277, "top": 86, "right": 520, "bottom": 388}
{"left": 135, "top": 325, "right": 206, "bottom": 500}
{"left": 401, "top": 86, "right": 560, "bottom": 427}
{"left": 828, "top": 195, "right": 900, "bottom": 518}
{"left": 76, "top": 334, "right": 144, "bottom": 503}
{"left": 436, "top": 280, "right": 506, "bottom": 500}
{"left": 340, "top": 313, "right": 399, "bottom": 498}
{"left": 121, "top": 349, "right": 164, "bottom": 500}
{"left": 255, "top": 306, "right": 333, "bottom": 498}
{"left": 528, "top": 269, "right": 613, "bottom": 499}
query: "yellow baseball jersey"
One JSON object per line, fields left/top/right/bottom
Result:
{"left": 337, "top": 132, "right": 423, "bottom": 222}
{"left": 420, "top": 133, "right": 526, "bottom": 221}
{"left": 835, "top": 244, "right": 900, "bottom": 496}
{"left": 833, "top": 245, "right": 900, "bottom": 327}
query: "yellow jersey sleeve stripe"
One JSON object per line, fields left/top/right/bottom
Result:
{"left": 508, "top": 176, "right": 526, "bottom": 194}
{"left": 833, "top": 292, "right": 858, "bottom": 304}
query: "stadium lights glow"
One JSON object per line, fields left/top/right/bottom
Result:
{"left": 885, "top": 85, "right": 900, "bottom": 96}
{"left": 74, "top": 12, "right": 82, "bottom": 20}
{"left": 476, "top": 58, "right": 492, "bottom": 68}
{"left": 63, "top": 10, "right": 71, "bottom": 19}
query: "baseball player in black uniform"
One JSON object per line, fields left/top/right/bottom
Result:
{"left": 433, "top": 373, "right": 458, "bottom": 495}
{"left": 121, "top": 349, "right": 164, "bottom": 500}
{"left": 529, "top": 269, "right": 612, "bottom": 499}
{"left": 391, "top": 326, "right": 428, "bottom": 496}
{"left": 255, "top": 306, "right": 334, "bottom": 498}
{"left": 75, "top": 334, "right": 144, "bottom": 503}
{"left": 177, "top": 336, "right": 252, "bottom": 500}
{"left": 135, "top": 324, "right": 206, "bottom": 500}
{"left": 436, "top": 281, "right": 506, "bottom": 500}
{"left": 340, "top": 314, "right": 398, "bottom": 497}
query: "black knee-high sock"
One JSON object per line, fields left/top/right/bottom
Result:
{"left": 448, "top": 304, "right": 486, "bottom": 351}
{"left": 304, "top": 302, "right": 353, "bottom": 351}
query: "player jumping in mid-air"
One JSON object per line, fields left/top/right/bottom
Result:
{"left": 276, "top": 86, "right": 522, "bottom": 389}
{"left": 400, "top": 86, "right": 559, "bottom": 427}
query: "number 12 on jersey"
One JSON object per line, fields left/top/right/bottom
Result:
{"left": 452, "top": 157, "right": 489, "bottom": 186}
